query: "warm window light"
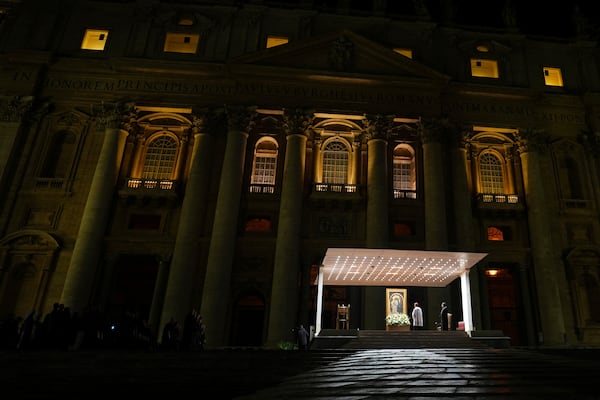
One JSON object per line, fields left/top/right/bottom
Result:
{"left": 81, "top": 29, "right": 109, "bottom": 51}
{"left": 266, "top": 35, "right": 288, "bottom": 48}
{"left": 393, "top": 48, "right": 413, "bottom": 59}
{"left": 543, "top": 67, "right": 564, "bottom": 87}
{"left": 471, "top": 59, "right": 499, "bottom": 78}
{"left": 486, "top": 269, "right": 499, "bottom": 277}
{"left": 163, "top": 32, "right": 200, "bottom": 54}
{"left": 476, "top": 45, "right": 490, "bottom": 52}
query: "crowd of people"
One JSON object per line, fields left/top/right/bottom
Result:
{"left": 0, "top": 303, "right": 205, "bottom": 352}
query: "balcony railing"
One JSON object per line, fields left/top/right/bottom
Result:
{"left": 393, "top": 189, "right": 417, "bottom": 200}
{"left": 314, "top": 183, "right": 358, "bottom": 193}
{"left": 126, "top": 178, "right": 176, "bottom": 190}
{"left": 248, "top": 184, "right": 275, "bottom": 194}
{"left": 476, "top": 193, "right": 523, "bottom": 212}
{"left": 119, "top": 179, "right": 179, "bottom": 203}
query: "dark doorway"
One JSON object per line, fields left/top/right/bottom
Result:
{"left": 105, "top": 254, "right": 158, "bottom": 324}
{"left": 230, "top": 291, "right": 265, "bottom": 346}
{"left": 485, "top": 266, "right": 523, "bottom": 345}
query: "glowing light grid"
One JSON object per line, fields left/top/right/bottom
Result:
{"left": 320, "top": 248, "right": 488, "bottom": 287}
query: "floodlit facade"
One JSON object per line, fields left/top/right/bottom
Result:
{"left": 1, "top": 0, "right": 600, "bottom": 348}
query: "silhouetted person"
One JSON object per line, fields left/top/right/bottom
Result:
{"left": 296, "top": 324, "right": 309, "bottom": 350}
{"left": 440, "top": 302, "right": 449, "bottom": 331}
{"left": 411, "top": 302, "right": 424, "bottom": 330}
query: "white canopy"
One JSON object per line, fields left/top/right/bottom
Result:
{"left": 315, "top": 248, "right": 489, "bottom": 335}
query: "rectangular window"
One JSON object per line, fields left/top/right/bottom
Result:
{"left": 266, "top": 35, "right": 289, "bottom": 48}
{"left": 393, "top": 48, "right": 413, "bottom": 59}
{"left": 81, "top": 29, "right": 109, "bottom": 51}
{"left": 470, "top": 59, "right": 499, "bottom": 78}
{"left": 163, "top": 32, "right": 200, "bottom": 54}
{"left": 543, "top": 67, "right": 564, "bottom": 86}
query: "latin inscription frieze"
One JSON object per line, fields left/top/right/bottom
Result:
{"left": 8, "top": 73, "right": 585, "bottom": 124}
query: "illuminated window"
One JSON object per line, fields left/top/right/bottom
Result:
{"left": 487, "top": 226, "right": 504, "bottom": 241}
{"left": 393, "top": 48, "right": 413, "bottom": 59}
{"left": 476, "top": 45, "right": 490, "bottom": 52}
{"left": 266, "top": 35, "right": 288, "bottom": 48}
{"left": 142, "top": 135, "right": 178, "bottom": 180}
{"left": 245, "top": 217, "right": 272, "bottom": 232}
{"left": 251, "top": 138, "right": 278, "bottom": 185}
{"left": 81, "top": 29, "right": 109, "bottom": 51}
{"left": 163, "top": 32, "right": 200, "bottom": 54}
{"left": 322, "top": 140, "right": 349, "bottom": 184}
{"left": 470, "top": 59, "right": 499, "bottom": 78}
{"left": 393, "top": 144, "right": 416, "bottom": 191}
{"left": 393, "top": 222, "right": 414, "bottom": 237}
{"left": 479, "top": 152, "right": 504, "bottom": 193}
{"left": 543, "top": 67, "right": 564, "bottom": 87}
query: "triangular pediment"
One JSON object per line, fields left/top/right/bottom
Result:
{"left": 229, "top": 29, "right": 448, "bottom": 82}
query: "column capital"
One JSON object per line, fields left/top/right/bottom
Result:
{"left": 282, "top": 108, "right": 314, "bottom": 136}
{"left": 362, "top": 114, "right": 394, "bottom": 141}
{"left": 516, "top": 128, "right": 549, "bottom": 154}
{"left": 225, "top": 105, "right": 257, "bottom": 132}
{"left": 0, "top": 95, "right": 34, "bottom": 122}
{"left": 92, "top": 101, "right": 137, "bottom": 131}
{"left": 579, "top": 129, "right": 600, "bottom": 158}
{"left": 417, "top": 117, "right": 448, "bottom": 144}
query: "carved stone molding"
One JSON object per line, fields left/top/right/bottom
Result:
{"left": 282, "top": 108, "right": 314, "bottom": 136}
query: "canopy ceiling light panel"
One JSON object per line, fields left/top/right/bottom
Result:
{"left": 320, "top": 248, "right": 488, "bottom": 287}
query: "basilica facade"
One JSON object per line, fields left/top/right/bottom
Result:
{"left": 1, "top": 0, "right": 600, "bottom": 348}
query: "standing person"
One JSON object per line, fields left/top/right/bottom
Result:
{"left": 296, "top": 324, "right": 309, "bottom": 350}
{"left": 411, "top": 302, "right": 424, "bottom": 330}
{"left": 440, "top": 302, "right": 449, "bottom": 331}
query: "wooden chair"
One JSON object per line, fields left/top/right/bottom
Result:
{"left": 336, "top": 304, "right": 350, "bottom": 330}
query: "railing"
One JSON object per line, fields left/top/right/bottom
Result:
{"left": 393, "top": 189, "right": 417, "bottom": 200}
{"left": 479, "top": 193, "right": 519, "bottom": 204}
{"left": 248, "top": 184, "right": 275, "bottom": 194}
{"left": 34, "top": 178, "right": 65, "bottom": 190}
{"left": 126, "top": 178, "right": 176, "bottom": 191}
{"left": 314, "top": 183, "right": 358, "bottom": 193}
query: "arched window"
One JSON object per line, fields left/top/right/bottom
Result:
{"left": 41, "top": 131, "right": 76, "bottom": 178}
{"left": 393, "top": 144, "right": 416, "bottom": 198}
{"left": 479, "top": 152, "right": 504, "bottom": 194}
{"left": 560, "top": 156, "right": 584, "bottom": 199}
{"left": 142, "top": 135, "right": 178, "bottom": 180}
{"left": 251, "top": 138, "right": 278, "bottom": 185}
{"left": 322, "top": 140, "right": 348, "bottom": 184}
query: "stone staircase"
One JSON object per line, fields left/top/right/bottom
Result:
{"left": 310, "top": 329, "right": 508, "bottom": 349}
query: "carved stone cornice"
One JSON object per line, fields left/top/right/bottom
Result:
{"left": 516, "top": 128, "right": 549, "bottom": 154}
{"left": 363, "top": 114, "right": 394, "bottom": 141}
{"left": 282, "top": 108, "right": 315, "bottom": 136}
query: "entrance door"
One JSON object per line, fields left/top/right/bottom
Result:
{"left": 485, "top": 267, "right": 522, "bottom": 345}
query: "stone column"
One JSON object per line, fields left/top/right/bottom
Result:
{"left": 517, "top": 129, "right": 567, "bottom": 345}
{"left": 518, "top": 264, "right": 536, "bottom": 345}
{"left": 450, "top": 128, "right": 482, "bottom": 328}
{"left": 149, "top": 255, "right": 170, "bottom": 338}
{"left": 200, "top": 106, "right": 254, "bottom": 347}
{"left": 362, "top": 115, "right": 391, "bottom": 330}
{"left": 266, "top": 109, "right": 311, "bottom": 346}
{"left": 420, "top": 118, "right": 448, "bottom": 251}
{"left": 60, "top": 103, "right": 133, "bottom": 312}
{"left": 160, "top": 115, "right": 213, "bottom": 333}
{"left": 420, "top": 119, "right": 449, "bottom": 319}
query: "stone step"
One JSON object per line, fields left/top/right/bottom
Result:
{"left": 311, "top": 329, "right": 506, "bottom": 349}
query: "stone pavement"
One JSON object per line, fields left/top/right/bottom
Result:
{"left": 2, "top": 345, "right": 599, "bottom": 399}
{"left": 236, "top": 347, "right": 600, "bottom": 400}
